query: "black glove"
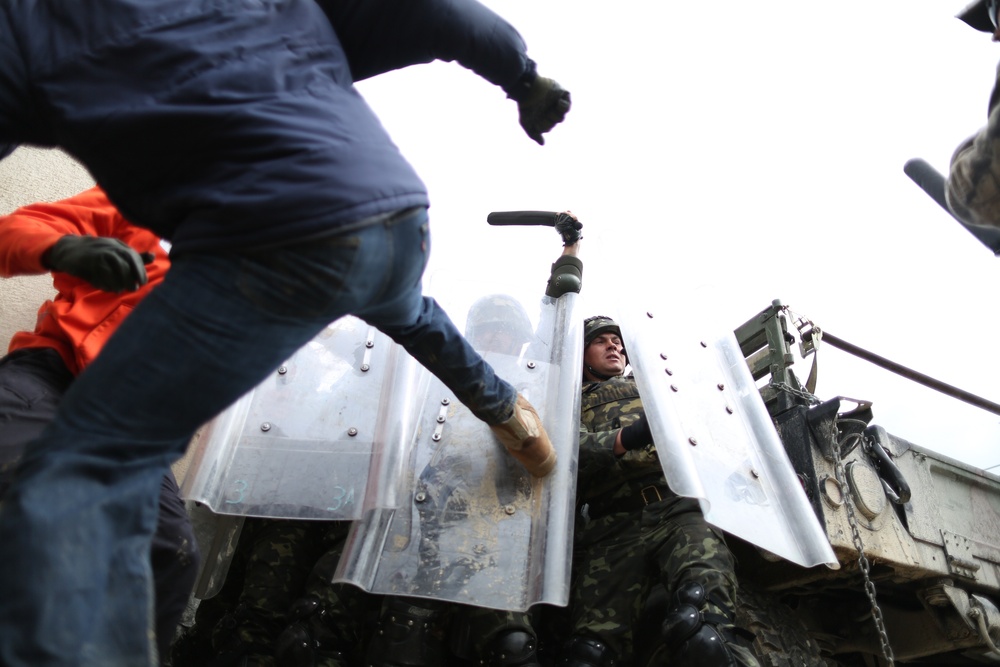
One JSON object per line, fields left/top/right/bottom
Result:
{"left": 43, "top": 235, "right": 152, "bottom": 292}
{"left": 619, "top": 415, "right": 653, "bottom": 451}
{"left": 512, "top": 75, "right": 571, "bottom": 146}
{"left": 554, "top": 212, "right": 583, "bottom": 246}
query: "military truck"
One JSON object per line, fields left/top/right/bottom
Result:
{"left": 718, "top": 300, "right": 1000, "bottom": 666}
{"left": 178, "top": 292, "right": 1000, "bottom": 667}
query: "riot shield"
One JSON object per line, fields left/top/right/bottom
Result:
{"left": 181, "top": 315, "right": 425, "bottom": 520}
{"left": 334, "top": 283, "right": 582, "bottom": 612}
{"left": 617, "top": 307, "right": 837, "bottom": 569}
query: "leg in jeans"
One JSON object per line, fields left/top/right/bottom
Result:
{"left": 0, "top": 207, "right": 517, "bottom": 665}
{"left": 0, "top": 348, "right": 200, "bottom": 664}
{"left": 354, "top": 209, "right": 517, "bottom": 424}
{"left": 150, "top": 472, "right": 200, "bottom": 662}
{"left": 0, "top": 349, "right": 74, "bottom": 496}
{"left": 0, "top": 241, "right": 367, "bottom": 665}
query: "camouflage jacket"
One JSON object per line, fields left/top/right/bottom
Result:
{"left": 946, "top": 63, "right": 1000, "bottom": 228}
{"left": 577, "top": 375, "right": 665, "bottom": 505}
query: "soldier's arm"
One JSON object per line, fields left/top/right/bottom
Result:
{"left": 545, "top": 212, "right": 582, "bottom": 298}
{"left": 576, "top": 426, "right": 619, "bottom": 496}
{"left": 946, "top": 65, "right": 1000, "bottom": 228}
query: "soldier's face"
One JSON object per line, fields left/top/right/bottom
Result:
{"left": 583, "top": 332, "right": 625, "bottom": 380}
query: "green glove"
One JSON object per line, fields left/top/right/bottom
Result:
{"left": 43, "top": 235, "right": 152, "bottom": 292}
{"left": 512, "top": 75, "right": 571, "bottom": 146}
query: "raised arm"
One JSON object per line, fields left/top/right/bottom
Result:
{"left": 317, "top": 0, "right": 571, "bottom": 144}
{"left": 946, "top": 66, "right": 1000, "bottom": 228}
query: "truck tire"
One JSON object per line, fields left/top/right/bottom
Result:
{"left": 735, "top": 585, "right": 829, "bottom": 667}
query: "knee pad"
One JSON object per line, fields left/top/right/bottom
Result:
{"left": 560, "top": 635, "right": 617, "bottom": 667}
{"left": 365, "top": 598, "right": 446, "bottom": 667}
{"left": 661, "top": 581, "right": 738, "bottom": 667}
{"left": 483, "top": 629, "right": 540, "bottom": 667}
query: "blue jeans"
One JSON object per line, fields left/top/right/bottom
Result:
{"left": 0, "top": 207, "right": 516, "bottom": 666}
{"left": 0, "top": 348, "right": 200, "bottom": 665}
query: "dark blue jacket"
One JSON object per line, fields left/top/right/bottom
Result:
{"left": 0, "top": 0, "right": 534, "bottom": 253}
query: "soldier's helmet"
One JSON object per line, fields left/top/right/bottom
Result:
{"left": 957, "top": 0, "right": 996, "bottom": 32}
{"left": 466, "top": 294, "right": 533, "bottom": 354}
{"left": 583, "top": 315, "right": 627, "bottom": 362}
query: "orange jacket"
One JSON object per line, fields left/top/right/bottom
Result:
{"left": 0, "top": 186, "right": 168, "bottom": 376}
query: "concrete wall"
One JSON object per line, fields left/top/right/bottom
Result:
{"left": 0, "top": 147, "right": 95, "bottom": 352}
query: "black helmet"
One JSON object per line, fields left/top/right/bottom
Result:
{"left": 957, "top": 0, "right": 996, "bottom": 32}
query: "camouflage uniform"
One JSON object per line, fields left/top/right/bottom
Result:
{"left": 203, "top": 518, "right": 356, "bottom": 666}
{"left": 274, "top": 524, "right": 381, "bottom": 667}
{"left": 571, "top": 374, "right": 757, "bottom": 666}
{"left": 945, "top": 70, "right": 1000, "bottom": 229}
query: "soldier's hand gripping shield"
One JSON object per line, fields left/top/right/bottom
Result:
{"left": 615, "top": 306, "right": 837, "bottom": 569}
{"left": 334, "top": 278, "right": 582, "bottom": 611}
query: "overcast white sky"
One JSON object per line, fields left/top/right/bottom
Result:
{"left": 356, "top": 0, "right": 1000, "bottom": 470}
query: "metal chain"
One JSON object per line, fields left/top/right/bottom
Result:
{"left": 769, "top": 381, "right": 821, "bottom": 405}
{"left": 831, "top": 426, "right": 896, "bottom": 666}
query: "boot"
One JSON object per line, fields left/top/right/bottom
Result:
{"left": 489, "top": 395, "right": 557, "bottom": 478}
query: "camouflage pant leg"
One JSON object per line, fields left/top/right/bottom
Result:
{"left": 211, "top": 519, "right": 328, "bottom": 657}
{"left": 294, "top": 521, "right": 382, "bottom": 661}
{"left": 570, "top": 497, "right": 748, "bottom": 663}
{"left": 646, "top": 501, "right": 758, "bottom": 667}
{"left": 569, "top": 509, "right": 653, "bottom": 660}
{"left": 646, "top": 500, "right": 738, "bottom": 619}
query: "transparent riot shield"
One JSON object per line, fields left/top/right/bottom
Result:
{"left": 335, "top": 282, "right": 582, "bottom": 612}
{"left": 182, "top": 315, "right": 424, "bottom": 520}
{"left": 617, "top": 307, "right": 837, "bottom": 569}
